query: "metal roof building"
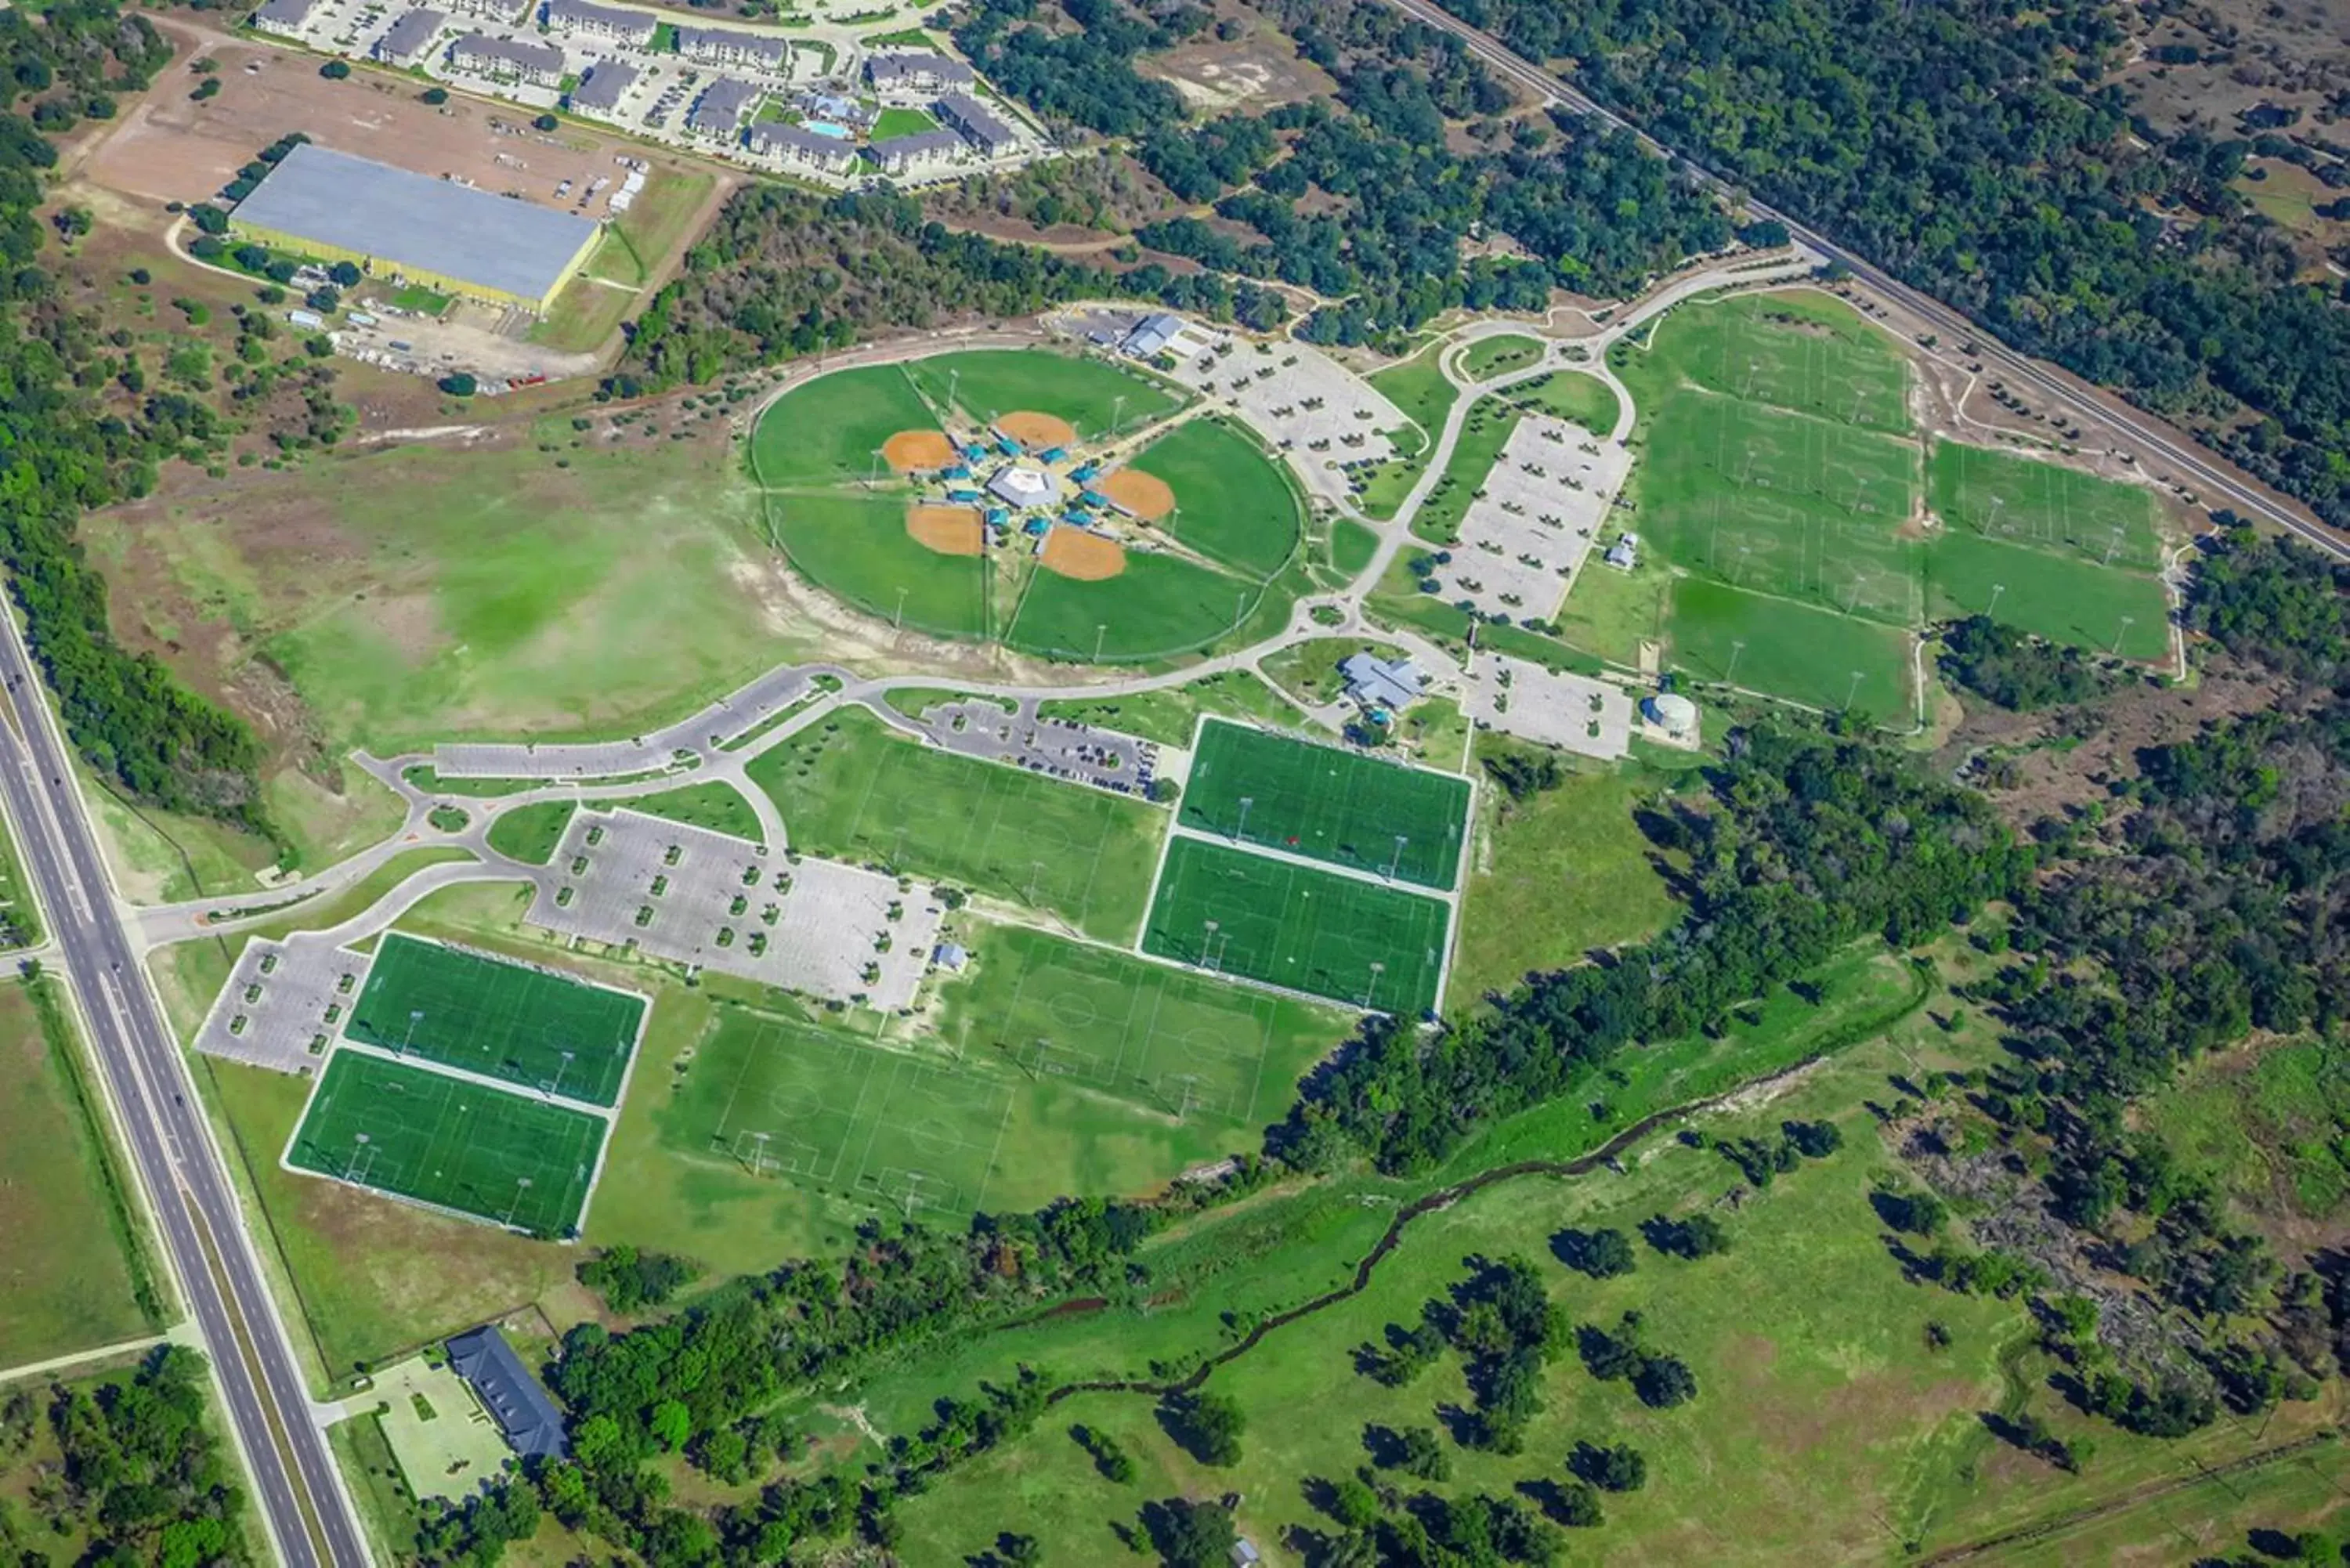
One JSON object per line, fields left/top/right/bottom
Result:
{"left": 450, "top": 32, "right": 564, "bottom": 84}
{"left": 446, "top": 1326, "right": 568, "bottom": 1461}
{"left": 544, "top": 0, "right": 657, "bottom": 43}
{"left": 230, "top": 143, "right": 600, "bottom": 313}
{"left": 935, "top": 92, "right": 1014, "bottom": 156}
{"left": 251, "top": 0, "right": 318, "bottom": 33}
{"left": 371, "top": 8, "right": 447, "bottom": 67}
{"left": 569, "top": 59, "right": 638, "bottom": 114}
{"left": 675, "top": 25, "right": 787, "bottom": 69}
{"left": 1340, "top": 651, "right": 1424, "bottom": 712}
{"left": 864, "top": 51, "right": 974, "bottom": 92}
{"left": 686, "top": 78, "right": 760, "bottom": 142}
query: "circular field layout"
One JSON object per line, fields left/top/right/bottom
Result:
{"left": 750, "top": 349, "right": 1308, "bottom": 663}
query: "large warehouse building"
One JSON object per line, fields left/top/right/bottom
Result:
{"left": 229, "top": 143, "right": 600, "bottom": 313}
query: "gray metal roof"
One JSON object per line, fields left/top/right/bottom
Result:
{"left": 252, "top": 0, "right": 318, "bottom": 29}
{"left": 544, "top": 0, "right": 656, "bottom": 36}
{"left": 446, "top": 1326, "right": 568, "bottom": 1461}
{"left": 865, "top": 51, "right": 973, "bottom": 87}
{"left": 688, "top": 77, "right": 759, "bottom": 135}
{"left": 869, "top": 128, "right": 961, "bottom": 167}
{"left": 372, "top": 8, "right": 446, "bottom": 62}
{"left": 676, "top": 25, "right": 786, "bottom": 65}
{"left": 936, "top": 92, "right": 1012, "bottom": 150}
{"left": 751, "top": 121, "right": 855, "bottom": 163}
{"left": 451, "top": 32, "right": 563, "bottom": 76}
{"left": 232, "top": 143, "right": 599, "bottom": 303}
{"left": 569, "top": 59, "right": 636, "bottom": 110}
{"left": 1340, "top": 651, "right": 1423, "bottom": 710}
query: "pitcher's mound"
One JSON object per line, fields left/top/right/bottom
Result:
{"left": 883, "top": 428, "right": 956, "bottom": 472}
{"left": 906, "top": 504, "right": 983, "bottom": 556}
{"left": 997, "top": 410, "right": 1078, "bottom": 450}
{"left": 1100, "top": 467, "right": 1175, "bottom": 521}
{"left": 1041, "top": 526, "right": 1126, "bottom": 580}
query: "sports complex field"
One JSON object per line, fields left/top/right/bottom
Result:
{"left": 1121, "top": 418, "right": 1303, "bottom": 576}
{"left": 933, "top": 923, "right": 1344, "bottom": 1127}
{"left": 345, "top": 934, "right": 645, "bottom": 1107}
{"left": 746, "top": 708, "right": 1163, "bottom": 942}
{"left": 1179, "top": 720, "right": 1470, "bottom": 890}
{"left": 904, "top": 349, "right": 1183, "bottom": 437}
{"left": 285, "top": 1051, "right": 606, "bottom": 1235}
{"left": 1143, "top": 836, "right": 1451, "bottom": 1016}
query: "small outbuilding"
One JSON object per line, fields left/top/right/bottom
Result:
{"left": 1642, "top": 691, "right": 1699, "bottom": 739}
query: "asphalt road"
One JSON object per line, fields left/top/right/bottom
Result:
{"left": 0, "top": 607, "right": 368, "bottom": 1567}
{"left": 1378, "top": 0, "right": 2350, "bottom": 564}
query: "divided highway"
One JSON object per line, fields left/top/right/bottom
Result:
{"left": 0, "top": 604, "right": 368, "bottom": 1567}
{"left": 1380, "top": 0, "right": 2350, "bottom": 564}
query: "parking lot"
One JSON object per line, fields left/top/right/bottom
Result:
{"left": 194, "top": 936, "right": 374, "bottom": 1075}
{"left": 1462, "top": 652, "right": 1635, "bottom": 761}
{"left": 1159, "top": 332, "right": 1406, "bottom": 501}
{"left": 1426, "top": 417, "right": 1632, "bottom": 623}
{"left": 906, "top": 695, "right": 1162, "bottom": 798}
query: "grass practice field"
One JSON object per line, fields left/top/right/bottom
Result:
{"left": 1927, "top": 442, "right": 2162, "bottom": 569}
{"left": 1925, "top": 531, "right": 2172, "bottom": 661}
{"left": 934, "top": 924, "right": 1344, "bottom": 1127}
{"left": 750, "top": 367, "right": 938, "bottom": 489}
{"left": 1143, "top": 835, "right": 1451, "bottom": 1015}
{"left": 285, "top": 1051, "right": 606, "bottom": 1235}
{"left": 745, "top": 709, "right": 1164, "bottom": 943}
{"left": 904, "top": 349, "right": 1183, "bottom": 439}
{"left": 1126, "top": 418, "right": 1303, "bottom": 576}
{"left": 1180, "top": 720, "right": 1471, "bottom": 890}
{"left": 345, "top": 934, "right": 646, "bottom": 1108}
{"left": 1670, "top": 579, "right": 1914, "bottom": 715}
{"left": 768, "top": 490, "right": 990, "bottom": 639}
{"left": 1642, "top": 290, "right": 1911, "bottom": 434}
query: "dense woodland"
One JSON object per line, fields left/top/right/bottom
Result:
{"left": 1432, "top": 0, "right": 2350, "bottom": 529}
{"left": 0, "top": 5, "right": 267, "bottom": 827}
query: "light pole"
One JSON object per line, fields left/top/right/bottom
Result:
{"left": 550, "top": 1049, "right": 574, "bottom": 1100}
{"left": 402, "top": 1009, "right": 422, "bottom": 1057}
{"left": 947, "top": 367, "right": 960, "bottom": 415}
{"left": 1987, "top": 582, "right": 2005, "bottom": 619}
{"left": 346, "top": 1133, "right": 371, "bottom": 1181}
{"left": 894, "top": 586, "right": 907, "bottom": 630}
{"left": 1725, "top": 639, "right": 1747, "bottom": 685}
{"left": 1202, "top": 919, "right": 1220, "bottom": 971}
{"left": 2112, "top": 615, "right": 2134, "bottom": 656}
{"left": 1386, "top": 833, "right": 1408, "bottom": 881}
{"left": 1094, "top": 623, "right": 1107, "bottom": 663}
{"left": 504, "top": 1176, "right": 533, "bottom": 1227}
{"left": 1235, "top": 795, "right": 1254, "bottom": 845}
{"left": 1111, "top": 392, "right": 1126, "bottom": 438}
{"left": 1363, "top": 960, "right": 1385, "bottom": 1010}
{"left": 1845, "top": 670, "right": 1863, "bottom": 710}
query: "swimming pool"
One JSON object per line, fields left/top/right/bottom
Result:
{"left": 804, "top": 121, "right": 852, "bottom": 139}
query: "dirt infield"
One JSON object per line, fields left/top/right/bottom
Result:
{"left": 1100, "top": 466, "right": 1177, "bottom": 521}
{"left": 906, "top": 505, "right": 985, "bottom": 556}
{"left": 997, "top": 410, "right": 1079, "bottom": 450}
{"left": 1039, "top": 526, "right": 1126, "bottom": 580}
{"left": 883, "top": 428, "right": 956, "bottom": 472}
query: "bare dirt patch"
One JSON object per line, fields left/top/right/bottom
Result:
{"left": 1039, "top": 526, "right": 1126, "bottom": 580}
{"left": 906, "top": 504, "right": 984, "bottom": 557}
{"left": 882, "top": 428, "right": 955, "bottom": 472}
{"left": 1100, "top": 465, "right": 1174, "bottom": 521}
{"left": 1139, "top": 17, "right": 1336, "bottom": 113}
{"left": 996, "top": 410, "right": 1077, "bottom": 450}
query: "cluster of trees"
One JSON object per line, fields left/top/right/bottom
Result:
{"left": 0, "top": 1, "right": 270, "bottom": 828}
{"left": 0, "top": 1346, "right": 249, "bottom": 1566}
{"left": 953, "top": 0, "right": 1191, "bottom": 139}
{"left": 1939, "top": 615, "right": 2113, "bottom": 712}
{"left": 1576, "top": 1310, "right": 1697, "bottom": 1410}
{"left": 576, "top": 1245, "right": 696, "bottom": 1314}
{"left": 1430, "top": 0, "right": 2350, "bottom": 529}
{"left": 2182, "top": 520, "right": 2350, "bottom": 682}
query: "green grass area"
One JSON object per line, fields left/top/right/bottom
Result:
{"left": 1332, "top": 518, "right": 1381, "bottom": 577}
{"left": 1142, "top": 835, "right": 1451, "bottom": 1014}
{"left": 1516, "top": 368, "right": 1622, "bottom": 434}
{"left": 750, "top": 365, "right": 939, "bottom": 489}
{"left": 1003, "top": 549, "right": 1275, "bottom": 663}
{"left": 485, "top": 800, "right": 575, "bottom": 865}
{"left": 1669, "top": 579, "right": 1914, "bottom": 715}
{"left": 1637, "top": 288, "right": 1911, "bottom": 434}
{"left": 859, "top": 25, "right": 935, "bottom": 45}
{"left": 767, "top": 490, "right": 992, "bottom": 639}
{"left": 1453, "top": 753, "right": 1677, "bottom": 1003}
{"left": 1926, "top": 441, "right": 2163, "bottom": 569}
{"left": 934, "top": 923, "right": 1347, "bottom": 1128}
{"left": 1477, "top": 621, "right": 1611, "bottom": 677}
{"left": 1358, "top": 341, "right": 1462, "bottom": 521}
{"left": 1412, "top": 396, "right": 1525, "bottom": 546}
{"left": 625, "top": 780, "right": 765, "bottom": 845}
{"left": 345, "top": 933, "right": 646, "bottom": 1107}
{"left": 286, "top": 1051, "right": 607, "bottom": 1235}
{"left": 1260, "top": 637, "right": 1407, "bottom": 708}
{"left": 870, "top": 105, "right": 938, "bottom": 139}
{"left": 2142, "top": 1039, "right": 2350, "bottom": 1224}
{"left": 1923, "top": 531, "right": 2171, "bottom": 661}
{"left": 1629, "top": 385, "right": 1922, "bottom": 623}
{"left": 745, "top": 708, "right": 1164, "bottom": 943}
{"left": 1126, "top": 417, "right": 1304, "bottom": 576}
{"left": 1036, "top": 668, "right": 1303, "bottom": 749}
{"left": 1180, "top": 719, "right": 1471, "bottom": 890}
{"left": 1457, "top": 332, "right": 1546, "bottom": 381}
{"left": 903, "top": 349, "right": 1183, "bottom": 439}
{"left": 0, "top": 978, "right": 156, "bottom": 1360}
{"left": 1548, "top": 553, "right": 1670, "bottom": 667}
{"left": 385, "top": 284, "right": 449, "bottom": 316}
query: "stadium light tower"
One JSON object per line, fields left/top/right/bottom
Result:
{"left": 1363, "top": 960, "right": 1386, "bottom": 1010}
{"left": 2112, "top": 615, "right": 2134, "bottom": 656}
{"left": 550, "top": 1050, "right": 575, "bottom": 1101}
{"left": 402, "top": 1009, "right": 423, "bottom": 1057}
{"left": 1387, "top": 834, "right": 1408, "bottom": 882}
{"left": 1111, "top": 392, "right": 1127, "bottom": 438}
{"left": 1846, "top": 670, "right": 1864, "bottom": 711}
{"left": 1202, "top": 919, "right": 1220, "bottom": 973}
{"left": 1094, "top": 623, "right": 1107, "bottom": 663}
{"left": 893, "top": 587, "right": 907, "bottom": 630}
{"left": 345, "top": 1132, "right": 371, "bottom": 1181}
{"left": 1987, "top": 582, "right": 2006, "bottom": 619}
{"left": 503, "top": 1176, "right": 533, "bottom": 1228}
{"left": 1725, "top": 639, "right": 1747, "bottom": 685}
{"left": 1235, "top": 795, "right": 1254, "bottom": 845}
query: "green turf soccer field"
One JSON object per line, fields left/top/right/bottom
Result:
{"left": 1143, "top": 835, "right": 1451, "bottom": 1016}
{"left": 903, "top": 349, "right": 1184, "bottom": 439}
{"left": 933, "top": 923, "right": 1345, "bottom": 1126}
{"left": 745, "top": 708, "right": 1166, "bottom": 943}
{"left": 750, "top": 365, "right": 940, "bottom": 489}
{"left": 344, "top": 934, "right": 647, "bottom": 1107}
{"left": 285, "top": 1051, "right": 606, "bottom": 1234}
{"left": 1926, "top": 441, "right": 2162, "bottom": 570}
{"left": 1179, "top": 720, "right": 1471, "bottom": 891}
{"left": 660, "top": 1010, "right": 1016, "bottom": 1222}
{"left": 1636, "top": 291, "right": 1911, "bottom": 435}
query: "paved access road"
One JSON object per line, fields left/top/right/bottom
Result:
{"left": 0, "top": 605, "right": 368, "bottom": 1568}
{"left": 1376, "top": 0, "right": 2350, "bottom": 564}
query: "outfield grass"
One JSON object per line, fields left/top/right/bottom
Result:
{"left": 1453, "top": 753, "right": 1677, "bottom": 1003}
{"left": 1142, "top": 835, "right": 1451, "bottom": 1015}
{"left": 1516, "top": 368, "right": 1622, "bottom": 434}
{"left": 1180, "top": 720, "right": 1471, "bottom": 890}
{"left": 768, "top": 490, "right": 992, "bottom": 639}
{"left": 1004, "top": 549, "right": 1274, "bottom": 663}
{"left": 285, "top": 1052, "right": 607, "bottom": 1235}
{"left": 934, "top": 923, "right": 1347, "bottom": 1128}
{"left": 1927, "top": 441, "right": 2163, "bottom": 570}
{"left": 1457, "top": 333, "right": 1546, "bottom": 381}
{"left": 903, "top": 349, "right": 1183, "bottom": 438}
{"left": 1641, "top": 288, "right": 1911, "bottom": 434}
{"left": 1924, "top": 531, "right": 2171, "bottom": 661}
{"left": 1670, "top": 579, "right": 1914, "bottom": 716}
{"left": 484, "top": 800, "right": 575, "bottom": 865}
{"left": 1127, "top": 417, "right": 1304, "bottom": 576}
{"left": 745, "top": 708, "right": 1164, "bottom": 943}
{"left": 0, "top": 979, "right": 154, "bottom": 1361}
{"left": 626, "top": 780, "right": 765, "bottom": 845}
{"left": 750, "top": 366, "right": 938, "bottom": 489}
{"left": 345, "top": 934, "right": 646, "bottom": 1107}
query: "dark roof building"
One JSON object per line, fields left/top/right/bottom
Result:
{"left": 868, "top": 127, "right": 962, "bottom": 174}
{"left": 251, "top": 0, "right": 319, "bottom": 34}
{"left": 446, "top": 1326, "right": 568, "bottom": 1461}
{"left": 543, "top": 0, "right": 657, "bottom": 44}
{"left": 863, "top": 51, "right": 974, "bottom": 92}
{"left": 935, "top": 92, "right": 1014, "bottom": 156}
{"left": 686, "top": 77, "right": 760, "bottom": 143}
{"left": 675, "top": 25, "right": 788, "bottom": 70}
{"left": 371, "top": 8, "right": 448, "bottom": 67}
{"left": 450, "top": 32, "right": 565, "bottom": 85}
{"left": 748, "top": 121, "right": 856, "bottom": 172}
{"left": 568, "top": 59, "right": 638, "bottom": 114}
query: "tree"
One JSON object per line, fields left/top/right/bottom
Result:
{"left": 1159, "top": 1389, "right": 1244, "bottom": 1466}
{"left": 1632, "top": 1355, "right": 1698, "bottom": 1410}
{"left": 328, "top": 260, "right": 360, "bottom": 287}
{"left": 532, "top": 112, "right": 558, "bottom": 130}
{"left": 320, "top": 60, "right": 349, "bottom": 78}
{"left": 1553, "top": 1227, "right": 1636, "bottom": 1278}
{"left": 422, "top": 86, "right": 448, "bottom": 104}
{"left": 1569, "top": 1440, "right": 1647, "bottom": 1491}
{"left": 1141, "top": 1498, "right": 1236, "bottom": 1568}
{"left": 438, "top": 372, "right": 478, "bottom": 396}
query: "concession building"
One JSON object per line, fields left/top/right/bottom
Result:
{"left": 230, "top": 143, "right": 600, "bottom": 313}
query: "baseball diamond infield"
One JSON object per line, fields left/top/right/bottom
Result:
{"left": 1101, "top": 467, "right": 1176, "bottom": 521}
{"left": 883, "top": 428, "right": 957, "bottom": 472}
{"left": 907, "top": 504, "right": 985, "bottom": 556}
{"left": 1039, "top": 526, "right": 1126, "bottom": 580}
{"left": 996, "top": 410, "right": 1079, "bottom": 449}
